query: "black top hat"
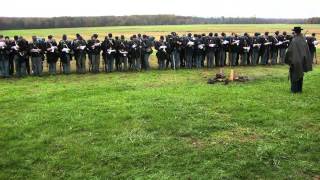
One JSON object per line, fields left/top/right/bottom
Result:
{"left": 292, "top": 27, "right": 303, "bottom": 32}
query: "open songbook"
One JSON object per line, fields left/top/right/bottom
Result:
{"left": 232, "top": 40, "right": 240, "bottom": 45}
{"left": 79, "top": 45, "right": 86, "bottom": 50}
{"left": 11, "top": 45, "right": 19, "bottom": 51}
{"left": 313, "top": 41, "right": 319, "bottom": 46}
{"left": 62, "top": 48, "right": 70, "bottom": 53}
{"left": 187, "top": 41, "right": 194, "bottom": 46}
{"left": 120, "top": 50, "right": 128, "bottom": 56}
{"left": 264, "top": 42, "right": 272, "bottom": 46}
{"left": 276, "top": 40, "right": 290, "bottom": 46}
{"left": 198, "top": 44, "right": 205, "bottom": 49}
{"left": 222, "top": 40, "right": 229, "bottom": 45}
{"left": 0, "top": 42, "right": 6, "bottom": 49}
{"left": 243, "top": 47, "right": 250, "bottom": 52}
{"left": 30, "top": 48, "right": 41, "bottom": 53}
{"left": 160, "top": 45, "right": 167, "bottom": 49}
{"left": 208, "top": 44, "right": 216, "bottom": 47}
{"left": 48, "top": 46, "right": 58, "bottom": 52}
{"left": 107, "top": 48, "right": 116, "bottom": 54}
{"left": 253, "top": 44, "right": 261, "bottom": 47}
{"left": 92, "top": 42, "right": 101, "bottom": 49}
{"left": 159, "top": 45, "right": 167, "bottom": 53}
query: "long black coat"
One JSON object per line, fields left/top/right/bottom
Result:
{"left": 285, "top": 34, "right": 312, "bottom": 81}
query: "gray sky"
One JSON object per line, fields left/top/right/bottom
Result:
{"left": 1, "top": 0, "right": 319, "bottom": 18}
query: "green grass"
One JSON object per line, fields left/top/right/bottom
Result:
{"left": 0, "top": 65, "right": 320, "bottom": 179}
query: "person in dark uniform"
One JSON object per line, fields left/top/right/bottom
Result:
{"left": 205, "top": 33, "right": 215, "bottom": 68}
{"left": 6, "top": 36, "right": 15, "bottom": 76}
{"left": 29, "top": 36, "right": 44, "bottom": 76}
{"left": 3, "top": 36, "right": 12, "bottom": 77}
{"left": 179, "top": 35, "right": 187, "bottom": 68}
{"left": 141, "top": 35, "right": 153, "bottom": 70}
{"left": 155, "top": 36, "right": 170, "bottom": 70}
{"left": 220, "top": 32, "right": 229, "bottom": 66}
{"left": 278, "top": 31, "right": 290, "bottom": 65}
{"left": 127, "top": 36, "right": 135, "bottom": 70}
{"left": 285, "top": 27, "right": 313, "bottom": 93}
{"left": 169, "top": 32, "right": 182, "bottom": 69}
{"left": 0, "top": 35, "right": 11, "bottom": 78}
{"left": 230, "top": 33, "right": 240, "bottom": 66}
{"left": 200, "top": 33, "right": 207, "bottom": 67}
{"left": 245, "top": 32, "right": 253, "bottom": 65}
{"left": 270, "top": 31, "right": 280, "bottom": 65}
{"left": 87, "top": 34, "right": 101, "bottom": 73}
{"left": 118, "top": 35, "right": 129, "bottom": 71}
{"left": 251, "top": 33, "right": 262, "bottom": 65}
{"left": 24, "top": 37, "right": 31, "bottom": 75}
{"left": 45, "top": 35, "right": 59, "bottom": 75}
{"left": 261, "top": 32, "right": 271, "bottom": 65}
{"left": 128, "top": 35, "right": 141, "bottom": 71}
{"left": 73, "top": 34, "right": 87, "bottom": 74}
{"left": 114, "top": 36, "right": 121, "bottom": 71}
{"left": 239, "top": 33, "right": 251, "bottom": 65}
{"left": 212, "top": 33, "right": 221, "bottom": 67}
{"left": 184, "top": 33, "right": 195, "bottom": 69}
{"left": 15, "top": 37, "right": 29, "bottom": 77}
{"left": 194, "top": 34, "right": 204, "bottom": 69}
{"left": 58, "top": 34, "right": 72, "bottom": 74}
{"left": 102, "top": 33, "right": 117, "bottom": 72}
{"left": 306, "top": 33, "right": 317, "bottom": 64}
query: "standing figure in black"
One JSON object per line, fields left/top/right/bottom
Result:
{"left": 306, "top": 33, "right": 318, "bottom": 64}
{"left": 285, "top": 27, "right": 312, "bottom": 93}
{"left": 73, "top": 34, "right": 87, "bottom": 74}
{"left": 155, "top": 36, "right": 169, "bottom": 70}
{"left": 46, "top": 35, "right": 59, "bottom": 75}
{"left": 87, "top": 34, "right": 101, "bottom": 73}
{"left": 29, "top": 36, "right": 44, "bottom": 76}
{"left": 59, "top": 34, "right": 72, "bottom": 74}
{"left": 102, "top": 33, "right": 116, "bottom": 72}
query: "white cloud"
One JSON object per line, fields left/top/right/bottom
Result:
{"left": 1, "top": 0, "right": 319, "bottom": 18}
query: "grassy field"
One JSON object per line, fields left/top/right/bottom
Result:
{"left": 1, "top": 24, "right": 320, "bottom": 41}
{"left": 0, "top": 65, "right": 319, "bottom": 179}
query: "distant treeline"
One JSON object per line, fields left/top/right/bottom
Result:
{"left": 306, "top": 17, "right": 320, "bottom": 24}
{"left": 0, "top": 15, "right": 318, "bottom": 30}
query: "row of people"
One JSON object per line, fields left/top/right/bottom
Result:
{"left": 0, "top": 32, "right": 318, "bottom": 77}
{"left": 155, "top": 31, "right": 318, "bottom": 70}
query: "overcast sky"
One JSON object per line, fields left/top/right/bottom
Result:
{"left": 1, "top": 0, "right": 319, "bottom": 18}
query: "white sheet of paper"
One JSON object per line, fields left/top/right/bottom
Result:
{"left": 12, "top": 46, "right": 19, "bottom": 50}
{"left": 243, "top": 47, "right": 250, "bottom": 51}
{"left": 276, "top": 42, "right": 283, "bottom": 46}
{"left": 222, "top": 40, "right": 229, "bottom": 45}
{"left": 31, "top": 49, "right": 40, "bottom": 53}
{"left": 62, "top": 48, "right": 70, "bottom": 53}
{"left": 187, "top": 42, "right": 194, "bottom": 46}
{"left": 0, "top": 42, "right": 6, "bottom": 47}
